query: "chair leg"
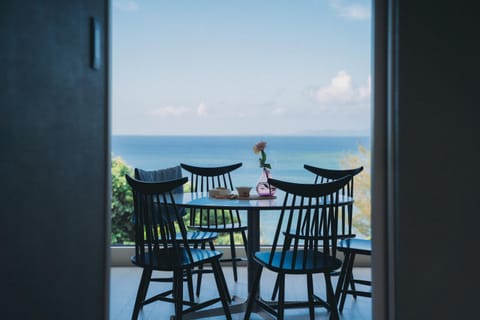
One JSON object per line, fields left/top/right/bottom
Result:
{"left": 132, "top": 268, "right": 151, "bottom": 320}
{"left": 271, "top": 276, "right": 279, "bottom": 300}
{"left": 207, "top": 240, "right": 232, "bottom": 303}
{"left": 229, "top": 232, "right": 238, "bottom": 282}
{"left": 185, "top": 269, "right": 194, "bottom": 302}
{"left": 339, "top": 252, "right": 355, "bottom": 312}
{"left": 325, "top": 273, "right": 339, "bottom": 320}
{"left": 335, "top": 250, "right": 351, "bottom": 309}
{"left": 211, "top": 259, "right": 232, "bottom": 320}
{"left": 241, "top": 229, "right": 248, "bottom": 254}
{"left": 271, "top": 236, "right": 291, "bottom": 301}
{"left": 208, "top": 240, "right": 216, "bottom": 251}
{"left": 219, "top": 264, "right": 232, "bottom": 304}
{"left": 244, "top": 265, "right": 263, "bottom": 320}
{"left": 277, "top": 273, "right": 285, "bottom": 320}
{"left": 348, "top": 252, "right": 358, "bottom": 299}
{"left": 174, "top": 269, "right": 184, "bottom": 320}
{"left": 195, "top": 242, "right": 205, "bottom": 297}
{"left": 307, "top": 273, "right": 315, "bottom": 320}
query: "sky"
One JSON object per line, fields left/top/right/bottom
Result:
{"left": 112, "top": 0, "right": 372, "bottom": 136}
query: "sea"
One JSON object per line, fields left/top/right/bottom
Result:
{"left": 111, "top": 135, "right": 370, "bottom": 186}
{"left": 112, "top": 135, "right": 370, "bottom": 244}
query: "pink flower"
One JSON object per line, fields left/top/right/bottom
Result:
{"left": 253, "top": 141, "right": 267, "bottom": 154}
{"left": 253, "top": 141, "right": 271, "bottom": 169}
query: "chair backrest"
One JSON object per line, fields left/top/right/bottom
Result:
{"left": 304, "top": 165, "right": 364, "bottom": 239}
{"left": 180, "top": 163, "right": 242, "bottom": 192}
{"left": 304, "top": 165, "right": 363, "bottom": 196}
{"left": 134, "top": 166, "right": 185, "bottom": 215}
{"left": 125, "top": 174, "right": 191, "bottom": 267}
{"left": 134, "top": 165, "right": 183, "bottom": 194}
{"left": 180, "top": 163, "right": 243, "bottom": 228}
{"left": 266, "top": 176, "right": 352, "bottom": 269}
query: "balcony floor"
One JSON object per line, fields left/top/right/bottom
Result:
{"left": 110, "top": 266, "right": 371, "bottom": 319}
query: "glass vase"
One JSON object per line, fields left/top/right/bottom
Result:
{"left": 256, "top": 168, "right": 276, "bottom": 196}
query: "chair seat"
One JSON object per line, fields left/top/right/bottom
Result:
{"left": 338, "top": 238, "right": 371, "bottom": 255}
{"left": 254, "top": 250, "right": 342, "bottom": 274}
{"left": 190, "top": 224, "right": 248, "bottom": 233}
{"left": 159, "top": 231, "right": 218, "bottom": 243}
{"left": 131, "top": 248, "right": 223, "bottom": 270}
{"left": 185, "top": 231, "right": 218, "bottom": 243}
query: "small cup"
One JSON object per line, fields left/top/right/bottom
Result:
{"left": 236, "top": 186, "right": 252, "bottom": 198}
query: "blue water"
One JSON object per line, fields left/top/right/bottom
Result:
{"left": 112, "top": 135, "right": 370, "bottom": 187}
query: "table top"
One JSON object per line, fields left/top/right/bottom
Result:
{"left": 172, "top": 191, "right": 353, "bottom": 211}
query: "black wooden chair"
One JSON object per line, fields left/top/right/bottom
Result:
{"left": 304, "top": 165, "right": 366, "bottom": 308}
{"left": 335, "top": 238, "right": 372, "bottom": 312}
{"left": 180, "top": 163, "right": 248, "bottom": 283}
{"left": 125, "top": 175, "right": 231, "bottom": 320}
{"left": 244, "top": 176, "right": 351, "bottom": 320}
{"left": 134, "top": 166, "right": 221, "bottom": 300}
{"left": 271, "top": 165, "right": 364, "bottom": 300}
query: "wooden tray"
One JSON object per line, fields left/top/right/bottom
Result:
{"left": 237, "top": 195, "right": 276, "bottom": 200}
{"left": 210, "top": 194, "right": 276, "bottom": 200}
{"left": 209, "top": 194, "right": 237, "bottom": 200}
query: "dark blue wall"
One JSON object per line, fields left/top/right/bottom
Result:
{"left": 376, "top": 0, "right": 480, "bottom": 319}
{"left": 0, "top": 1, "right": 110, "bottom": 319}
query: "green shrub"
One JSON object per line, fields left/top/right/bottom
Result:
{"left": 111, "top": 156, "right": 134, "bottom": 244}
{"left": 340, "top": 144, "right": 371, "bottom": 239}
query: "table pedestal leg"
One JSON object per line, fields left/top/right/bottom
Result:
{"left": 246, "top": 209, "right": 280, "bottom": 320}
{"left": 247, "top": 208, "right": 260, "bottom": 296}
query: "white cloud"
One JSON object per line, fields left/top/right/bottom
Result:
{"left": 150, "top": 106, "right": 190, "bottom": 117}
{"left": 113, "top": 0, "right": 139, "bottom": 12}
{"left": 328, "top": 0, "right": 370, "bottom": 21}
{"left": 196, "top": 103, "right": 207, "bottom": 116}
{"left": 150, "top": 103, "right": 209, "bottom": 117}
{"left": 314, "top": 70, "right": 370, "bottom": 107}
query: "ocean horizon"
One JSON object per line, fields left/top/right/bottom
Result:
{"left": 112, "top": 135, "right": 370, "bottom": 187}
